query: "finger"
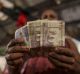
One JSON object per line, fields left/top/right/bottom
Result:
{"left": 6, "top": 53, "right": 23, "bottom": 61}
{"left": 7, "top": 46, "right": 29, "bottom": 53}
{"left": 54, "top": 47, "right": 75, "bottom": 57}
{"left": 14, "top": 58, "right": 24, "bottom": 65}
{"left": 65, "top": 38, "right": 77, "bottom": 52}
{"left": 48, "top": 56, "right": 73, "bottom": 70}
{"left": 49, "top": 52, "right": 75, "bottom": 64}
{"left": 7, "top": 58, "right": 23, "bottom": 66}
{"left": 7, "top": 38, "right": 25, "bottom": 48}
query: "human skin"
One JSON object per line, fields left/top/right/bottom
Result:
{"left": 5, "top": 9, "right": 80, "bottom": 74}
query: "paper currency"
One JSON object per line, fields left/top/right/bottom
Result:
{"left": 21, "top": 25, "right": 30, "bottom": 48}
{"left": 28, "top": 21, "right": 40, "bottom": 48}
{"left": 15, "top": 27, "right": 23, "bottom": 39}
{"left": 15, "top": 20, "right": 65, "bottom": 48}
{"left": 46, "top": 20, "right": 65, "bottom": 46}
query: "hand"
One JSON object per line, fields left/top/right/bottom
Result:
{"left": 6, "top": 38, "right": 30, "bottom": 68}
{"left": 48, "top": 38, "right": 80, "bottom": 73}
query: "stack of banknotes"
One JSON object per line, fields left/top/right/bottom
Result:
{"left": 15, "top": 20, "right": 65, "bottom": 48}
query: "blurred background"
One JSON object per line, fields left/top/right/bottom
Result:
{"left": 0, "top": 0, "right": 80, "bottom": 73}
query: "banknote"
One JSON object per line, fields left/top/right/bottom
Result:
{"left": 40, "top": 20, "right": 65, "bottom": 47}
{"left": 46, "top": 20, "right": 65, "bottom": 46}
{"left": 15, "top": 25, "right": 30, "bottom": 48}
{"left": 15, "top": 20, "right": 65, "bottom": 48}
{"left": 15, "top": 27, "right": 23, "bottom": 39}
{"left": 40, "top": 20, "right": 49, "bottom": 46}
{"left": 21, "top": 25, "right": 30, "bottom": 48}
{"left": 27, "top": 21, "right": 41, "bottom": 48}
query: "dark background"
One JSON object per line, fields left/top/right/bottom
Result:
{"left": 0, "top": 0, "right": 80, "bottom": 49}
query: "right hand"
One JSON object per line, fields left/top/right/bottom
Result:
{"left": 6, "top": 38, "right": 30, "bottom": 67}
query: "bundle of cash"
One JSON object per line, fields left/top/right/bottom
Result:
{"left": 15, "top": 20, "right": 65, "bottom": 48}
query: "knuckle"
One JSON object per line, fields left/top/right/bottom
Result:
{"left": 5, "top": 54, "right": 10, "bottom": 60}
{"left": 14, "top": 58, "right": 23, "bottom": 65}
{"left": 71, "top": 58, "right": 75, "bottom": 63}
{"left": 7, "top": 39, "right": 15, "bottom": 47}
{"left": 7, "top": 46, "right": 20, "bottom": 53}
{"left": 6, "top": 46, "right": 16, "bottom": 53}
{"left": 16, "top": 53, "right": 23, "bottom": 57}
{"left": 7, "top": 47, "right": 14, "bottom": 53}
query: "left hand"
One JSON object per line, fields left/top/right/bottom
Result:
{"left": 48, "top": 38, "right": 80, "bottom": 73}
